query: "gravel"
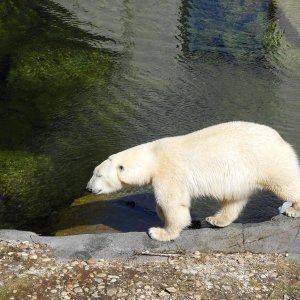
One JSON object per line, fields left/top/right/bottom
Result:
{"left": 0, "top": 240, "right": 299, "bottom": 299}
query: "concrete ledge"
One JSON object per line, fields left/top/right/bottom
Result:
{"left": 0, "top": 215, "right": 299, "bottom": 260}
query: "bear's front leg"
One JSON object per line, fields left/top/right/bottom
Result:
{"left": 155, "top": 204, "right": 165, "bottom": 222}
{"left": 149, "top": 179, "right": 191, "bottom": 241}
{"left": 149, "top": 203, "right": 191, "bottom": 241}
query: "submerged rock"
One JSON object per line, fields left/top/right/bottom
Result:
{"left": 0, "top": 0, "right": 116, "bottom": 226}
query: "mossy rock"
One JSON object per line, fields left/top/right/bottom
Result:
{"left": 4, "top": 43, "right": 112, "bottom": 135}
{"left": 0, "top": 151, "right": 54, "bottom": 220}
{"left": 0, "top": 0, "right": 117, "bottom": 228}
{"left": 8, "top": 44, "right": 112, "bottom": 97}
{"left": 0, "top": 0, "right": 115, "bottom": 147}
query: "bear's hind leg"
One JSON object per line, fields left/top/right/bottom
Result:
{"left": 206, "top": 199, "right": 247, "bottom": 227}
{"left": 268, "top": 178, "right": 300, "bottom": 218}
{"left": 282, "top": 184, "right": 300, "bottom": 217}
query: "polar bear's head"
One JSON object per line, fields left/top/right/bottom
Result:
{"left": 86, "top": 144, "right": 155, "bottom": 194}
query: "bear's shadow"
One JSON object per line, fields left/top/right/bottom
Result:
{"left": 52, "top": 191, "right": 283, "bottom": 235}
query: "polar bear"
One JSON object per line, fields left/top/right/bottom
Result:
{"left": 86, "top": 121, "right": 300, "bottom": 241}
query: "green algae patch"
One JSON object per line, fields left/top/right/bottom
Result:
{"left": 8, "top": 44, "right": 112, "bottom": 98}
{"left": 0, "top": 0, "right": 117, "bottom": 228}
{"left": 0, "top": 151, "right": 54, "bottom": 220}
{"left": 2, "top": 44, "right": 113, "bottom": 146}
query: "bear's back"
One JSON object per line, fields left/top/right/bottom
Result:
{"left": 155, "top": 121, "right": 284, "bottom": 159}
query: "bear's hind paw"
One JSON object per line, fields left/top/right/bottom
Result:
{"left": 285, "top": 207, "right": 300, "bottom": 218}
{"left": 205, "top": 216, "right": 231, "bottom": 228}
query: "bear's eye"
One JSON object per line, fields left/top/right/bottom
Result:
{"left": 96, "top": 174, "right": 102, "bottom": 178}
{"left": 118, "top": 165, "right": 124, "bottom": 171}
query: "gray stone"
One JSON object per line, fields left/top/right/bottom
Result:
{"left": 243, "top": 215, "right": 300, "bottom": 254}
{"left": 286, "top": 253, "right": 300, "bottom": 263}
{"left": 0, "top": 214, "right": 299, "bottom": 260}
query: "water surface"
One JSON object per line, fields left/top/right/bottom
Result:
{"left": 0, "top": 0, "right": 299, "bottom": 234}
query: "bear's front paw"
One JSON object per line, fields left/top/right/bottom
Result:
{"left": 148, "top": 227, "right": 179, "bottom": 242}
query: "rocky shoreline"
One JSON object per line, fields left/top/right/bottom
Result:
{"left": 0, "top": 239, "right": 299, "bottom": 299}
{"left": 0, "top": 215, "right": 300, "bottom": 300}
{"left": 0, "top": 214, "right": 299, "bottom": 299}
{"left": 0, "top": 215, "right": 299, "bottom": 261}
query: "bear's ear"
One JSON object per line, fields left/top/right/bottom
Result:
{"left": 117, "top": 163, "right": 133, "bottom": 185}
{"left": 117, "top": 163, "right": 150, "bottom": 186}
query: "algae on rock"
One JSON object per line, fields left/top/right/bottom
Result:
{"left": 0, "top": 151, "right": 54, "bottom": 220}
{"left": 0, "top": 0, "right": 117, "bottom": 228}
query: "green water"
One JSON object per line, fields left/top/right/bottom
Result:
{"left": 0, "top": 0, "right": 300, "bottom": 234}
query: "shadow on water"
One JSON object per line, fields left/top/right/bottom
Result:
{"left": 51, "top": 193, "right": 162, "bottom": 236}
{"left": 0, "top": 0, "right": 300, "bottom": 234}
{"left": 51, "top": 192, "right": 282, "bottom": 236}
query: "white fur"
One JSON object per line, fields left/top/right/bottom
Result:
{"left": 87, "top": 121, "right": 300, "bottom": 241}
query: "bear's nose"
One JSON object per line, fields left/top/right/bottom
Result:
{"left": 85, "top": 186, "right": 92, "bottom": 193}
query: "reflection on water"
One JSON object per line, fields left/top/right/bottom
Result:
{"left": 0, "top": 0, "right": 299, "bottom": 234}
{"left": 180, "top": 0, "right": 273, "bottom": 59}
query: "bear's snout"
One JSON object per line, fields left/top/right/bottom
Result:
{"left": 85, "top": 186, "right": 92, "bottom": 193}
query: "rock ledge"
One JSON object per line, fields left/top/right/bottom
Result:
{"left": 0, "top": 215, "right": 299, "bottom": 260}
